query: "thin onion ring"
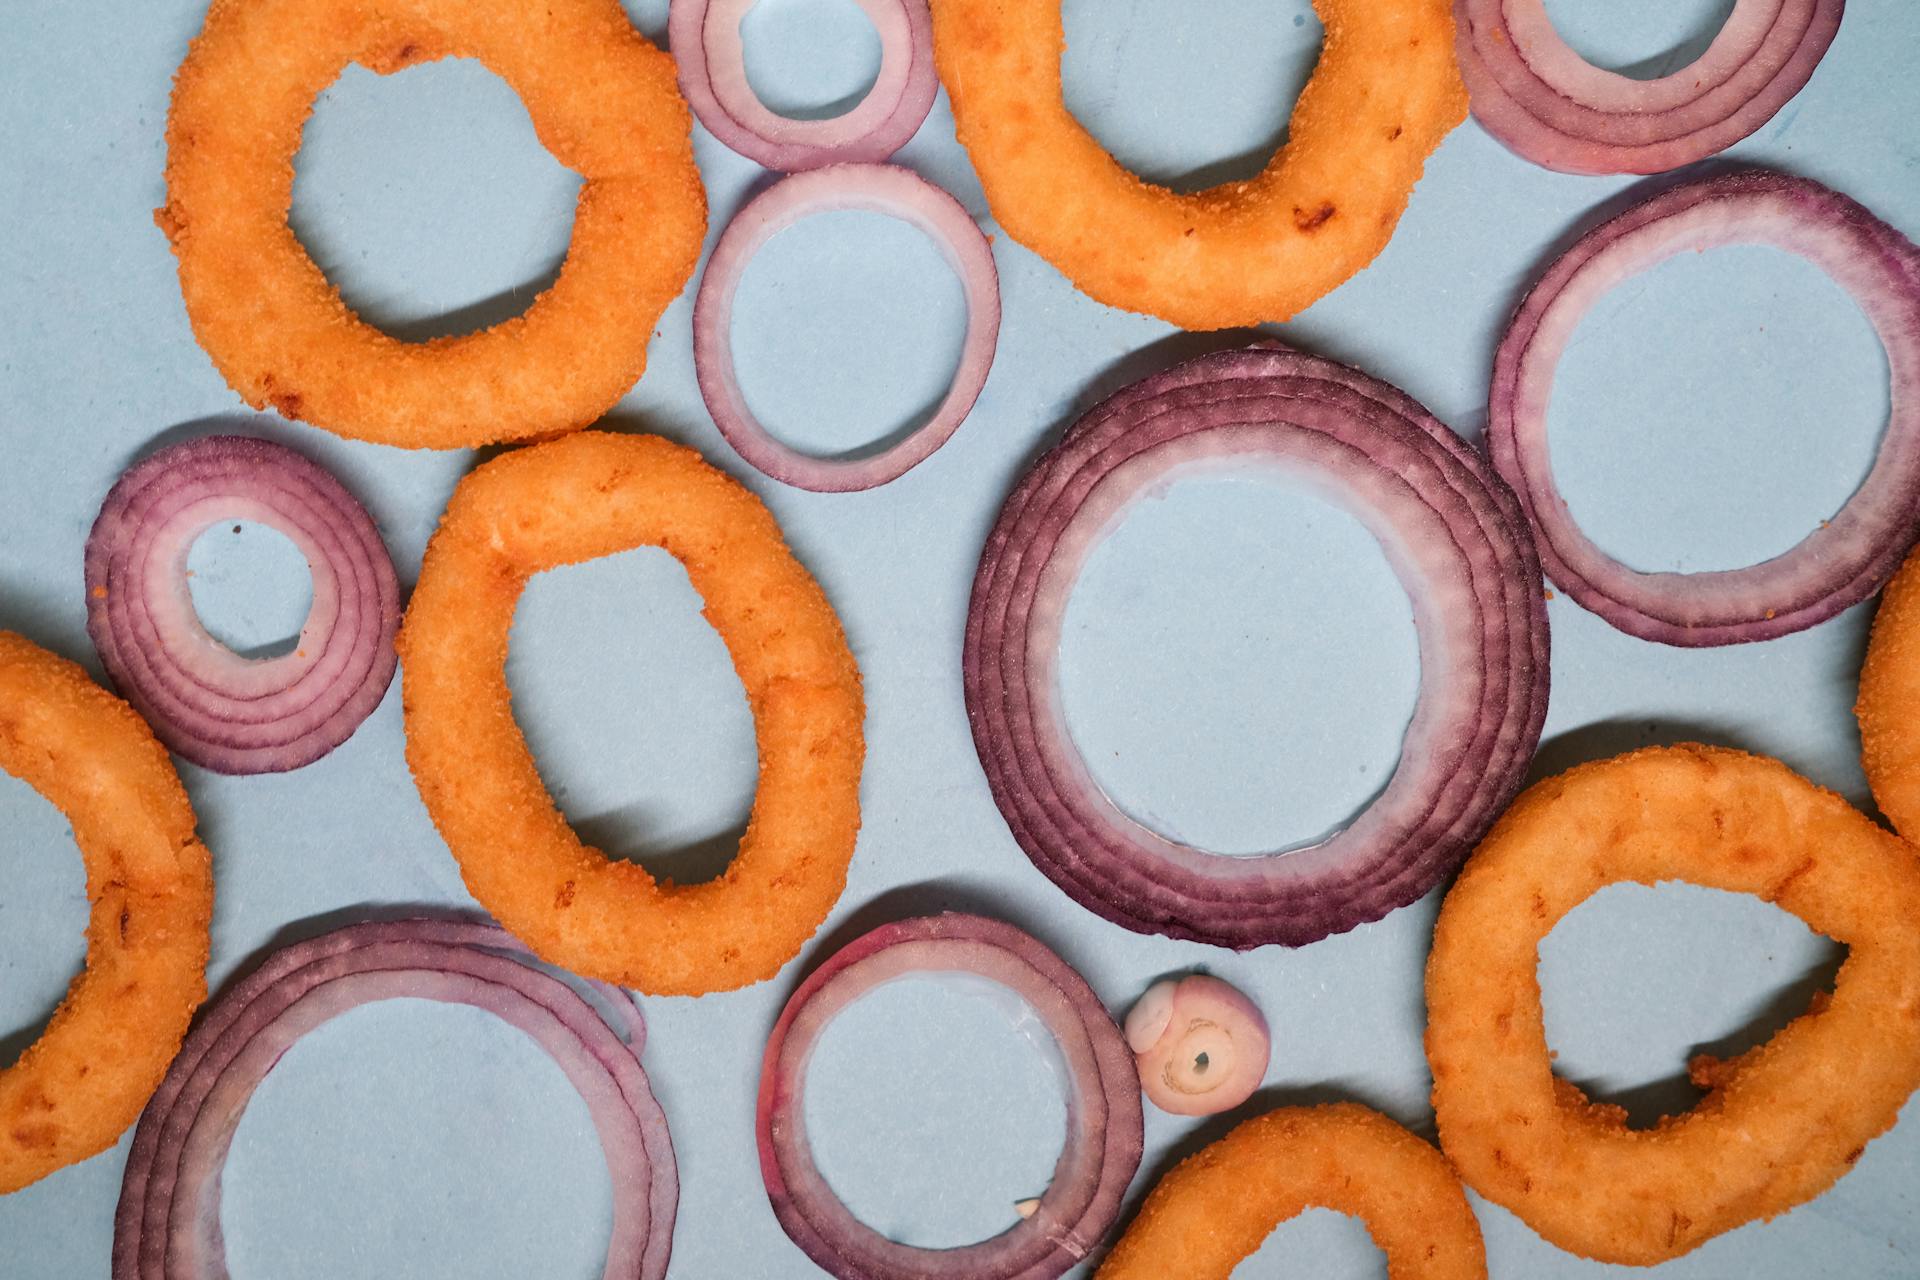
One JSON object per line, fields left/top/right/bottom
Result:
{"left": 928, "top": 0, "right": 1467, "bottom": 328}
{"left": 692, "top": 163, "right": 1001, "bottom": 492}
{"left": 159, "top": 0, "right": 707, "bottom": 450}
{"left": 1455, "top": 0, "right": 1844, "bottom": 174}
{"left": 963, "top": 344, "right": 1548, "bottom": 948}
{"left": 1426, "top": 745, "right": 1920, "bottom": 1265}
{"left": 1488, "top": 169, "right": 1920, "bottom": 646}
{"left": 398, "top": 431, "right": 865, "bottom": 995}
{"left": 671, "top": 0, "right": 938, "bottom": 171}
{"left": 84, "top": 435, "right": 400, "bottom": 774}
{"left": 1095, "top": 1104, "right": 1486, "bottom": 1279}
{"left": 0, "top": 632, "right": 213, "bottom": 1195}
{"left": 111, "top": 918, "right": 676, "bottom": 1279}
{"left": 757, "top": 913, "right": 1142, "bottom": 1279}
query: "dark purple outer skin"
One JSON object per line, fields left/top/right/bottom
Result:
{"left": 756, "top": 913, "right": 1143, "bottom": 1280}
{"left": 962, "top": 344, "right": 1550, "bottom": 949}
{"left": 83, "top": 434, "right": 400, "bottom": 773}
{"left": 1455, "top": 0, "right": 1844, "bottom": 175}
{"left": 1488, "top": 169, "right": 1920, "bottom": 646}
{"left": 111, "top": 919, "right": 676, "bottom": 1280}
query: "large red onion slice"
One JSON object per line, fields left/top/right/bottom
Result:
{"left": 1455, "top": 0, "right": 1844, "bottom": 174}
{"left": 112, "top": 919, "right": 676, "bottom": 1280}
{"left": 670, "top": 0, "right": 937, "bottom": 171}
{"left": 83, "top": 435, "right": 400, "bottom": 773}
{"left": 963, "top": 345, "right": 1549, "bottom": 948}
{"left": 693, "top": 163, "right": 1001, "bottom": 492}
{"left": 757, "top": 913, "right": 1142, "bottom": 1279}
{"left": 1490, "top": 170, "right": 1920, "bottom": 647}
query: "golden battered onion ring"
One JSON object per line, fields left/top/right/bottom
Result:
{"left": 928, "top": 0, "right": 1466, "bottom": 329}
{"left": 159, "top": 0, "right": 707, "bottom": 450}
{"left": 1857, "top": 545, "right": 1920, "bottom": 838}
{"left": 0, "top": 632, "right": 213, "bottom": 1194}
{"left": 1426, "top": 745, "right": 1920, "bottom": 1265}
{"left": 1096, "top": 1103, "right": 1486, "bottom": 1279}
{"left": 398, "top": 432, "right": 865, "bottom": 995}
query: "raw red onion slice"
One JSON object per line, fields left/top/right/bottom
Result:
{"left": 963, "top": 345, "right": 1549, "bottom": 948}
{"left": 670, "top": 0, "right": 937, "bottom": 171}
{"left": 1489, "top": 170, "right": 1920, "bottom": 646}
{"left": 83, "top": 435, "right": 400, "bottom": 773}
{"left": 112, "top": 919, "right": 676, "bottom": 1280}
{"left": 1454, "top": 0, "right": 1843, "bottom": 174}
{"left": 693, "top": 163, "right": 1001, "bottom": 492}
{"left": 757, "top": 913, "right": 1142, "bottom": 1279}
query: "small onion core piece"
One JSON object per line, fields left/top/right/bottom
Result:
{"left": 111, "top": 918, "right": 676, "bottom": 1280}
{"left": 1454, "top": 0, "right": 1844, "bottom": 174}
{"left": 1126, "top": 975, "right": 1269, "bottom": 1117}
{"left": 83, "top": 435, "right": 400, "bottom": 773}
{"left": 1489, "top": 170, "right": 1920, "bottom": 646}
{"left": 693, "top": 162, "right": 1001, "bottom": 492}
{"left": 963, "top": 343, "right": 1549, "bottom": 947}
{"left": 757, "top": 913, "right": 1143, "bottom": 1279}
{"left": 670, "top": 0, "right": 937, "bottom": 171}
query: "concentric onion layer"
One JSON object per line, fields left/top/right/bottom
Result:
{"left": 963, "top": 345, "right": 1549, "bottom": 948}
{"left": 670, "top": 0, "right": 936, "bottom": 171}
{"left": 1489, "top": 170, "right": 1920, "bottom": 647}
{"left": 84, "top": 435, "right": 400, "bottom": 773}
{"left": 1454, "top": 0, "right": 1844, "bottom": 174}
{"left": 111, "top": 919, "right": 676, "bottom": 1280}
{"left": 693, "top": 163, "right": 1001, "bottom": 492}
{"left": 757, "top": 913, "right": 1143, "bottom": 1280}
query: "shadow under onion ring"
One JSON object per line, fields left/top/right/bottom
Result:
{"left": 962, "top": 344, "right": 1548, "bottom": 948}
{"left": 756, "top": 913, "right": 1142, "bottom": 1279}
{"left": 1426, "top": 745, "right": 1920, "bottom": 1265}
{"left": 398, "top": 432, "right": 865, "bottom": 995}
{"left": 0, "top": 632, "right": 213, "bottom": 1195}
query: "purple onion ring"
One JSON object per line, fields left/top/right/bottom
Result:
{"left": 1489, "top": 169, "right": 1920, "bottom": 646}
{"left": 112, "top": 919, "right": 676, "bottom": 1280}
{"left": 670, "top": 0, "right": 937, "bottom": 171}
{"left": 1455, "top": 0, "right": 1844, "bottom": 174}
{"left": 757, "top": 913, "right": 1142, "bottom": 1279}
{"left": 83, "top": 435, "right": 400, "bottom": 773}
{"left": 693, "top": 163, "right": 1001, "bottom": 492}
{"left": 963, "top": 345, "right": 1549, "bottom": 948}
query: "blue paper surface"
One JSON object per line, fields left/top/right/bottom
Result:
{"left": 3, "top": 0, "right": 1918, "bottom": 1275}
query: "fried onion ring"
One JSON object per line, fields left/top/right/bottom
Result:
{"left": 0, "top": 632, "right": 213, "bottom": 1194}
{"left": 1857, "top": 544, "right": 1920, "bottom": 839}
{"left": 928, "top": 0, "right": 1467, "bottom": 329}
{"left": 1096, "top": 1103, "right": 1487, "bottom": 1279}
{"left": 159, "top": 0, "right": 707, "bottom": 450}
{"left": 398, "top": 431, "right": 865, "bottom": 995}
{"left": 1426, "top": 744, "right": 1920, "bottom": 1265}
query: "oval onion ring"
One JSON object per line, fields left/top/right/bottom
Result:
{"left": 1858, "top": 544, "right": 1920, "bottom": 839}
{"left": 398, "top": 431, "right": 865, "bottom": 995}
{"left": 1455, "top": 0, "right": 1844, "bottom": 175}
{"left": 1426, "top": 745, "right": 1920, "bottom": 1265}
{"left": 757, "top": 913, "right": 1142, "bottom": 1280}
{"left": 0, "top": 632, "right": 213, "bottom": 1195}
{"left": 692, "top": 162, "right": 1002, "bottom": 492}
{"left": 112, "top": 918, "right": 676, "bottom": 1280}
{"left": 1488, "top": 169, "right": 1920, "bottom": 646}
{"left": 671, "top": 0, "right": 938, "bottom": 171}
{"left": 159, "top": 0, "right": 707, "bottom": 450}
{"left": 964, "top": 345, "right": 1549, "bottom": 948}
{"left": 1096, "top": 1104, "right": 1486, "bottom": 1279}
{"left": 84, "top": 435, "right": 401, "bottom": 775}
{"left": 928, "top": 0, "right": 1467, "bottom": 328}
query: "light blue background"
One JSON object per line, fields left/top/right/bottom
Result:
{"left": 4, "top": 0, "right": 1918, "bottom": 1275}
